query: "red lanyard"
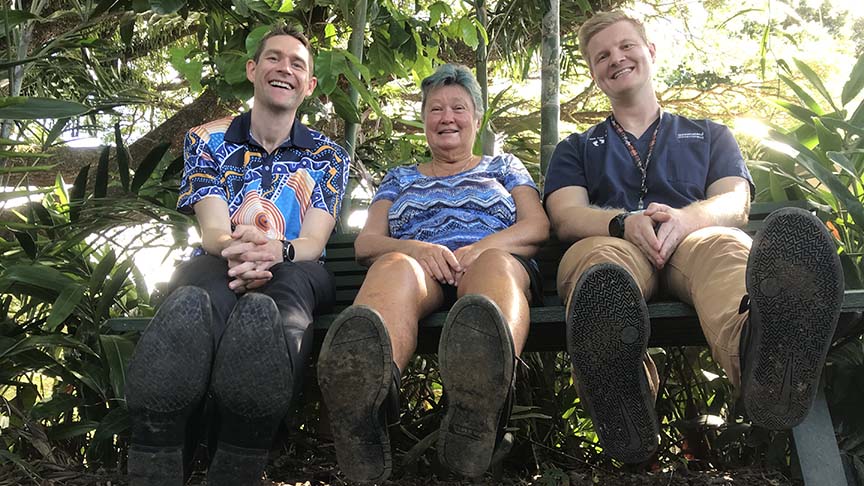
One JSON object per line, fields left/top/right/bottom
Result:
{"left": 608, "top": 113, "right": 662, "bottom": 210}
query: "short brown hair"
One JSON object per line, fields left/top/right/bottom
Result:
{"left": 252, "top": 23, "right": 314, "bottom": 71}
{"left": 578, "top": 11, "right": 649, "bottom": 70}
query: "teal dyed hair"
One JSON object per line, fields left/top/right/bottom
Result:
{"left": 420, "top": 64, "right": 484, "bottom": 120}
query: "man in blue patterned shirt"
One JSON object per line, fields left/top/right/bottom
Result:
{"left": 124, "top": 24, "right": 350, "bottom": 486}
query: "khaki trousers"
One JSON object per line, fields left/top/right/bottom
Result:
{"left": 557, "top": 226, "right": 752, "bottom": 389}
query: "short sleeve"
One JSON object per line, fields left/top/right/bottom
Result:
{"left": 707, "top": 122, "right": 754, "bottom": 193}
{"left": 177, "top": 129, "right": 227, "bottom": 214}
{"left": 371, "top": 168, "right": 403, "bottom": 204}
{"left": 501, "top": 154, "right": 538, "bottom": 193}
{"left": 543, "top": 134, "right": 586, "bottom": 204}
{"left": 311, "top": 143, "right": 352, "bottom": 218}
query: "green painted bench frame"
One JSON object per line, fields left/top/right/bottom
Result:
{"left": 108, "top": 201, "right": 864, "bottom": 485}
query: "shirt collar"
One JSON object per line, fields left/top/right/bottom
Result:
{"left": 223, "top": 110, "right": 316, "bottom": 150}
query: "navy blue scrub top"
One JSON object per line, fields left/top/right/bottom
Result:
{"left": 543, "top": 113, "right": 753, "bottom": 211}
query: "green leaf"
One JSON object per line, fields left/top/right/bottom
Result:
{"left": 842, "top": 53, "right": 864, "bottom": 106}
{"left": 0, "top": 10, "right": 39, "bottom": 37}
{"left": 100, "top": 335, "right": 136, "bottom": 400}
{"left": 131, "top": 142, "right": 171, "bottom": 193}
{"left": 0, "top": 164, "right": 56, "bottom": 174}
{"left": 45, "top": 285, "right": 85, "bottom": 332}
{"left": 0, "top": 97, "right": 90, "bottom": 120}
{"left": 30, "top": 393, "right": 80, "bottom": 421}
{"left": 0, "top": 150, "right": 53, "bottom": 158}
{"left": 429, "top": 1, "right": 449, "bottom": 25}
{"left": 12, "top": 231, "right": 36, "bottom": 259}
{"left": 94, "top": 146, "right": 110, "bottom": 198}
{"left": 0, "top": 335, "right": 96, "bottom": 360}
{"left": 769, "top": 130, "right": 864, "bottom": 228}
{"left": 793, "top": 58, "right": 837, "bottom": 112}
{"left": 48, "top": 421, "right": 99, "bottom": 441}
{"left": 246, "top": 26, "right": 271, "bottom": 59}
{"left": 95, "top": 260, "right": 132, "bottom": 322}
{"left": 0, "top": 189, "right": 49, "bottom": 202}
{"left": 90, "top": 250, "right": 117, "bottom": 296}
{"left": 91, "top": 406, "right": 131, "bottom": 442}
{"left": 329, "top": 89, "right": 361, "bottom": 124}
{"left": 70, "top": 165, "right": 89, "bottom": 222}
{"left": 813, "top": 118, "right": 843, "bottom": 154}
{"left": 826, "top": 151, "right": 859, "bottom": 179}
{"left": 778, "top": 74, "right": 824, "bottom": 115}
{"left": 214, "top": 51, "right": 249, "bottom": 85}
{"left": 459, "top": 16, "right": 478, "bottom": 50}
{"left": 0, "top": 263, "right": 75, "bottom": 292}
{"left": 115, "top": 123, "right": 130, "bottom": 192}
{"left": 149, "top": 0, "right": 186, "bottom": 15}
{"left": 273, "top": 0, "right": 294, "bottom": 13}
{"left": 44, "top": 118, "right": 69, "bottom": 148}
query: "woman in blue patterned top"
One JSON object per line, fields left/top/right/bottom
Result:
{"left": 318, "top": 64, "right": 549, "bottom": 482}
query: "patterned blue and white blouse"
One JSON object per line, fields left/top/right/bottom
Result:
{"left": 372, "top": 153, "right": 539, "bottom": 251}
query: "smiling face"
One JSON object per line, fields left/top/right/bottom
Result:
{"left": 246, "top": 34, "right": 317, "bottom": 114}
{"left": 586, "top": 20, "right": 656, "bottom": 102}
{"left": 422, "top": 84, "right": 480, "bottom": 159}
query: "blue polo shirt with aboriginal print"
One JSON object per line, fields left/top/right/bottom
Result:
{"left": 543, "top": 113, "right": 753, "bottom": 211}
{"left": 178, "top": 111, "right": 350, "bottom": 255}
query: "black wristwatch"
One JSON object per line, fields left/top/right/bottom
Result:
{"left": 281, "top": 240, "right": 295, "bottom": 262}
{"left": 608, "top": 212, "right": 630, "bottom": 238}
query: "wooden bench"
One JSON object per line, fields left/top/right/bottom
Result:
{"left": 108, "top": 201, "right": 864, "bottom": 485}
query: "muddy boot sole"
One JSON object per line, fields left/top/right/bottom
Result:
{"left": 126, "top": 286, "right": 213, "bottom": 414}
{"left": 438, "top": 295, "right": 514, "bottom": 478}
{"left": 566, "top": 264, "right": 658, "bottom": 464}
{"left": 743, "top": 207, "right": 843, "bottom": 429}
{"left": 211, "top": 293, "right": 293, "bottom": 419}
{"left": 317, "top": 305, "right": 393, "bottom": 483}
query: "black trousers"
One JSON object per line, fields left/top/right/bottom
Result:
{"left": 131, "top": 254, "right": 335, "bottom": 451}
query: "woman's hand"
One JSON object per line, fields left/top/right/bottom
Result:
{"left": 406, "top": 241, "right": 462, "bottom": 285}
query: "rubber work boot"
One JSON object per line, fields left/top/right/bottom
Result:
{"left": 318, "top": 305, "right": 395, "bottom": 483}
{"left": 438, "top": 294, "right": 515, "bottom": 478}
{"left": 126, "top": 286, "right": 214, "bottom": 486}
{"left": 742, "top": 207, "right": 843, "bottom": 429}
{"left": 209, "top": 293, "right": 294, "bottom": 485}
{"left": 566, "top": 264, "right": 658, "bottom": 463}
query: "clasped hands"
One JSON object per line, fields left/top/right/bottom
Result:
{"left": 220, "top": 224, "right": 281, "bottom": 293}
{"left": 623, "top": 203, "right": 700, "bottom": 269}
{"left": 408, "top": 241, "right": 484, "bottom": 286}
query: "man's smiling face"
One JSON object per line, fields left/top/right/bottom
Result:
{"left": 586, "top": 20, "right": 656, "bottom": 102}
{"left": 246, "top": 35, "right": 317, "bottom": 114}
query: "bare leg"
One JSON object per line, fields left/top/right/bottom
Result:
{"left": 456, "top": 249, "right": 532, "bottom": 355}
{"left": 355, "top": 252, "right": 445, "bottom": 370}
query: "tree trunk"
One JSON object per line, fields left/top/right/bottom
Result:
{"left": 126, "top": 88, "right": 238, "bottom": 164}
{"left": 540, "top": 0, "right": 560, "bottom": 182}
{"left": 475, "top": 0, "right": 495, "bottom": 156}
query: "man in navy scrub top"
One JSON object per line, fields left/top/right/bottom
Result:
{"left": 543, "top": 10, "right": 843, "bottom": 463}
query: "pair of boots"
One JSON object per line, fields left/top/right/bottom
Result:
{"left": 317, "top": 294, "right": 515, "bottom": 482}
{"left": 566, "top": 207, "right": 844, "bottom": 463}
{"left": 126, "top": 287, "right": 295, "bottom": 485}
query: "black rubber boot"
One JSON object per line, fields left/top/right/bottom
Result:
{"left": 742, "top": 207, "right": 843, "bottom": 429}
{"left": 209, "top": 292, "right": 294, "bottom": 485}
{"left": 438, "top": 294, "right": 515, "bottom": 478}
{"left": 206, "top": 442, "right": 269, "bottom": 486}
{"left": 127, "top": 445, "right": 184, "bottom": 486}
{"left": 318, "top": 305, "right": 394, "bottom": 483}
{"left": 126, "top": 286, "right": 214, "bottom": 486}
{"left": 566, "top": 264, "right": 658, "bottom": 464}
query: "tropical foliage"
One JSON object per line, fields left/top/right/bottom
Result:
{"left": 1, "top": 0, "right": 863, "bottom": 484}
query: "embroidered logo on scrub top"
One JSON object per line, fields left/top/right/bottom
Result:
{"left": 678, "top": 132, "right": 704, "bottom": 140}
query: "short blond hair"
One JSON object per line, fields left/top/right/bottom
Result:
{"left": 578, "top": 11, "right": 649, "bottom": 70}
